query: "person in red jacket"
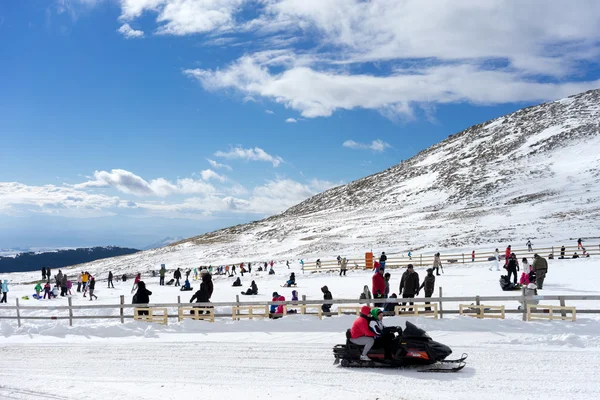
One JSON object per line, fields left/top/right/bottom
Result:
{"left": 372, "top": 269, "right": 386, "bottom": 307}
{"left": 505, "top": 245, "right": 512, "bottom": 266}
{"left": 350, "top": 305, "right": 377, "bottom": 361}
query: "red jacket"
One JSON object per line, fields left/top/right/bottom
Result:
{"left": 372, "top": 272, "right": 385, "bottom": 297}
{"left": 274, "top": 295, "right": 285, "bottom": 314}
{"left": 505, "top": 247, "right": 511, "bottom": 261}
{"left": 350, "top": 310, "right": 376, "bottom": 339}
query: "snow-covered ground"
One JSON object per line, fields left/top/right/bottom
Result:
{"left": 1, "top": 257, "right": 600, "bottom": 399}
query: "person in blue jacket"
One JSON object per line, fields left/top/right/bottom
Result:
{"left": 1, "top": 280, "right": 8, "bottom": 303}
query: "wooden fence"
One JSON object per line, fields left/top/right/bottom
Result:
{"left": 1, "top": 290, "right": 599, "bottom": 327}
{"left": 301, "top": 243, "right": 599, "bottom": 272}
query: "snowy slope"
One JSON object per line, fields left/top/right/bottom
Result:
{"left": 143, "top": 236, "right": 185, "bottom": 250}
{"left": 7, "top": 89, "right": 600, "bottom": 276}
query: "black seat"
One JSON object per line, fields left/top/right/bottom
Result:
{"left": 345, "top": 329, "right": 352, "bottom": 340}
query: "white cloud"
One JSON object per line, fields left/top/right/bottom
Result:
{"left": 200, "top": 169, "right": 226, "bottom": 182}
{"left": 343, "top": 139, "right": 391, "bottom": 152}
{"left": 214, "top": 146, "right": 284, "bottom": 167}
{"left": 265, "top": 109, "right": 274, "bottom": 114}
{"left": 285, "top": 118, "right": 297, "bottom": 123}
{"left": 207, "top": 159, "right": 232, "bottom": 171}
{"left": 118, "top": 23, "right": 144, "bottom": 38}
{"left": 73, "top": 169, "right": 216, "bottom": 196}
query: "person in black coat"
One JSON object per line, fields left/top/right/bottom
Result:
{"left": 133, "top": 281, "right": 152, "bottom": 315}
{"left": 321, "top": 285, "right": 333, "bottom": 314}
{"left": 399, "top": 264, "right": 420, "bottom": 312}
{"left": 232, "top": 277, "right": 242, "bottom": 287}
{"left": 108, "top": 271, "right": 115, "bottom": 288}
{"left": 241, "top": 280, "right": 258, "bottom": 295}
{"left": 506, "top": 253, "right": 519, "bottom": 284}
{"left": 174, "top": 268, "right": 182, "bottom": 286}
{"left": 42, "top": 267, "right": 46, "bottom": 281}
{"left": 201, "top": 272, "right": 214, "bottom": 299}
{"left": 190, "top": 283, "right": 211, "bottom": 315}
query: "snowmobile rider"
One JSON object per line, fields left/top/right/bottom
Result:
{"left": 349, "top": 305, "right": 377, "bottom": 361}
{"left": 369, "top": 308, "right": 395, "bottom": 360}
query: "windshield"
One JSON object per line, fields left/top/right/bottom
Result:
{"left": 404, "top": 321, "right": 431, "bottom": 338}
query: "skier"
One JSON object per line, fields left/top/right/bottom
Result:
{"left": 399, "top": 264, "right": 419, "bottom": 312}
{"left": 532, "top": 254, "right": 548, "bottom": 289}
{"left": 108, "top": 271, "right": 115, "bottom": 288}
{"left": 241, "top": 280, "right": 258, "bottom": 295}
{"left": 88, "top": 277, "right": 98, "bottom": 300}
{"left": 506, "top": 253, "right": 520, "bottom": 285}
{"left": 174, "top": 268, "right": 182, "bottom": 286}
{"left": 321, "top": 285, "right": 333, "bottom": 314}
{"left": 349, "top": 305, "right": 377, "bottom": 361}
{"left": 526, "top": 240, "right": 533, "bottom": 252}
{"left": 0, "top": 279, "right": 8, "bottom": 303}
{"left": 132, "top": 281, "right": 152, "bottom": 315}
{"left": 340, "top": 257, "right": 348, "bottom": 276}
{"left": 433, "top": 253, "right": 443, "bottom": 275}
{"left": 418, "top": 268, "right": 435, "bottom": 311}
{"left": 372, "top": 268, "right": 386, "bottom": 307}
{"left": 379, "top": 252, "right": 387, "bottom": 269}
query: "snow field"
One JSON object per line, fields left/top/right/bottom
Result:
{"left": 1, "top": 257, "right": 600, "bottom": 399}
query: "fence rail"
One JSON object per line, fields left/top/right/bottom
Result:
{"left": 2, "top": 291, "right": 600, "bottom": 327}
{"left": 302, "top": 243, "right": 599, "bottom": 271}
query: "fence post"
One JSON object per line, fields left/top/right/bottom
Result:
{"left": 420, "top": 254, "right": 423, "bottom": 267}
{"left": 301, "top": 295, "right": 306, "bottom": 314}
{"left": 475, "top": 295, "right": 481, "bottom": 318}
{"left": 16, "top": 298, "right": 21, "bottom": 328}
{"left": 559, "top": 296, "right": 566, "bottom": 319}
{"left": 68, "top": 297, "right": 73, "bottom": 327}
{"left": 438, "top": 287, "right": 443, "bottom": 319}
{"left": 177, "top": 295, "right": 181, "bottom": 322}
{"left": 120, "top": 295, "right": 124, "bottom": 323}
{"left": 462, "top": 253, "right": 465, "bottom": 264}
{"left": 521, "top": 290, "right": 528, "bottom": 321}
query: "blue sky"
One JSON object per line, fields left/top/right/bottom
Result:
{"left": 1, "top": 0, "right": 599, "bottom": 249}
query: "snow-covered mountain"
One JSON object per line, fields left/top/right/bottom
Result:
{"left": 23, "top": 89, "right": 600, "bottom": 277}
{"left": 143, "top": 236, "right": 186, "bottom": 250}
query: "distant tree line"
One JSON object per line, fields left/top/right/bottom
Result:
{"left": 0, "top": 246, "right": 140, "bottom": 273}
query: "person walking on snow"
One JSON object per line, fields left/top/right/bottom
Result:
{"left": 506, "top": 254, "right": 520, "bottom": 285}
{"left": 490, "top": 248, "right": 501, "bottom": 271}
{"left": 526, "top": 240, "right": 533, "bottom": 252}
{"left": 399, "top": 264, "right": 420, "bottom": 312}
{"left": 77, "top": 273, "right": 82, "bottom": 292}
{"left": 1, "top": 280, "right": 8, "bottom": 303}
{"left": 131, "top": 273, "right": 141, "bottom": 293}
{"left": 372, "top": 268, "right": 386, "bottom": 307}
{"left": 88, "top": 277, "right": 98, "bottom": 300}
{"left": 433, "top": 253, "right": 443, "bottom": 275}
{"left": 418, "top": 268, "right": 436, "bottom": 311}
{"left": 340, "top": 257, "right": 348, "bottom": 276}
{"left": 42, "top": 267, "right": 46, "bottom": 281}
{"left": 108, "top": 271, "right": 115, "bottom": 288}
{"left": 471, "top": 250, "right": 475, "bottom": 262}
{"left": 532, "top": 254, "right": 548, "bottom": 289}
{"left": 577, "top": 238, "right": 583, "bottom": 249}
{"left": 174, "top": 268, "right": 182, "bottom": 286}
{"left": 505, "top": 245, "right": 512, "bottom": 267}
{"left": 159, "top": 265, "right": 166, "bottom": 286}
{"left": 379, "top": 252, "right": 387, "bottom": 269}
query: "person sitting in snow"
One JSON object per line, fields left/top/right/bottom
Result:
{"left": 269, "top": 292, "right": 286, "bottom": 319}
{"left": 180, "top": 279, "right": 193, "bottom": 291}
{"left": 241, "top": 280, "right": 258, "bottom": 295}
{"left": 232, "top": 277, "right": 242, "bottom": 287}
{"left": 283, "top": 272, "right": 296, "bottom": 287}
{"left": 268, "top": 267, "right": 275, "bottom": 275}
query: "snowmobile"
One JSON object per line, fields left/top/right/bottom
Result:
{"left": 333, "top": 321, "right": 467, "bottom": 372}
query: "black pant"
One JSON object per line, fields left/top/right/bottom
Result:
{"left": 108, "top": 279, "right": 114, "bottom": 288}
{"left": 160, "top": 276, "right": 165, "bottom": 285}
{"left": 507, "top": 267, "right": 518, "bottom": 284}
{"left": 0, "top": 292, "right": 6, "bottom": 303}
{"left": 424, "top": 290, "right": 433, "bottom": 311}
{"left": 77, "top": 282, "right": 81, "bottom": 292}
{"left": 374, "top": 333, "right": 395, "bottom": 359}
{"left": 433, "top": 267, "right": 440, "bottom": 275}
{"left": 401, "top": 294, "right": 415, "bottom": 311}
{"left": 339, "top": 269, "right": 346, "bottom": 276}
{"left": 60, "top": 287, "right": 67, "bottom": 297}
{"left": 374, "top": 293, "right": 385, "bottom": 307}
{"left": 175, "top": 278, "right": 180, "bottom": 286}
